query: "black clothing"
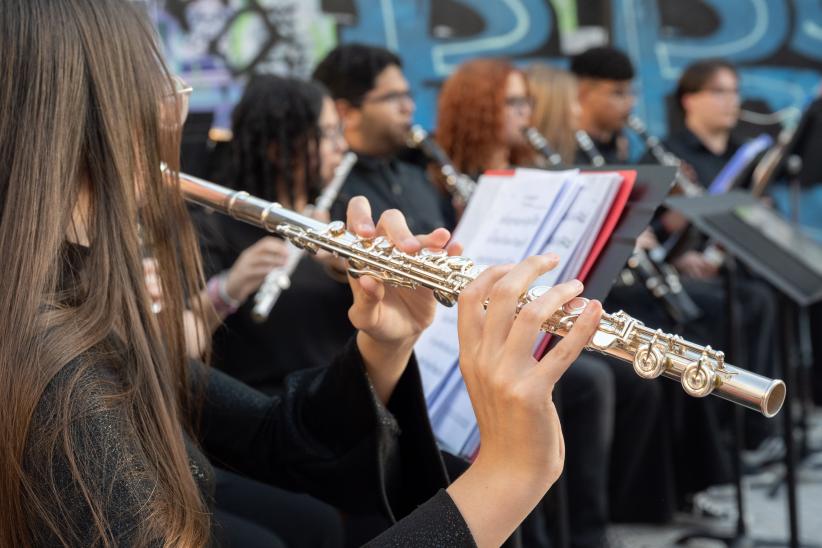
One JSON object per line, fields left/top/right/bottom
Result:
{"left": 331, "top": 153, "right": 452, "bottom": 233}
{"left": 573, "top": 132, "right": 629, "bottom": 165}
{"left": 214, "top": 467, "right": 344, "bottom": 548}
{"left": 663, "top": 128, "right": 741, "bottom": 189}
{"left": 25, "top": 338, "right": 476, "bottom": 546}
{"left": 193, "top": 207, "right": 355, "bottom": 394}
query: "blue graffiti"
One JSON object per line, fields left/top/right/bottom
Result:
{"left": 340, "top": 0, "right": 554, "bottom": 129}
{"left": 792, "top": 0, "right": 822, "bottom": 60}
{"left": 612, "top": 0, "right": 820, "bottom": 138}
{"left": 155, "top": 1, "right": 822, "bottom": 139}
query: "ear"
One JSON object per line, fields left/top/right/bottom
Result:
{"left": 336, "top": 99, "right": 361, "bottom": 129}
{"left": 577, "top": 79, "right": 593, "bottom": 102}
{"left": 681, "top": 93, "right": 695, "bottom": 114}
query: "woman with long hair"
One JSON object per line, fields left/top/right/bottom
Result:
{"left": 191, "top": 75, "right": 355, "bottom": 393}
{"left": 0, "top": 1, "right": 601, "bottom": 546}
{"left": 526, "top": 64, "right": 582, "bottom": 165}
{"left": 436, "top": 58, "right": 536, "bottom": 177}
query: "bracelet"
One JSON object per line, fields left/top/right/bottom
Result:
{"left": 206, "top": 273, "right": 241, "bottom": 317}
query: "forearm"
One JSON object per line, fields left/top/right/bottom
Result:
{"left": 446, "top": 456, "right": 552, "bottom": 548}
{"left": 356, "top": 331, "right": 416, "bottom": 405}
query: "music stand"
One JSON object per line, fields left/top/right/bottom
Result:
{"left": 667, "top": 190, "right": 822, "bottom": 548}
{"left": 537, "top": 165, "right": 676, "bottom": 548}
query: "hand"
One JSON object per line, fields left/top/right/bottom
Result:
{"left": 447, "top": 256, "right": 602, "bottom": 546}
{"left": 345, "top": 197, "right": 462, "bottom": 345}
{"left": 344, "top": 196, "right": 462, "bottom": 403}
{"left": 142, "top": 257, "right": 163, "bottom": 312}
{"left": 673, "top": 250, "right": 719, "bottom": 280}
{"left": 660, "top": 210, "right": 689, "bottom": 233}
{"left": 224, "top": 236, "right": 290, "bottom": 303}
{"left": 635, "top": 228, "right": 659, "bottom": 251}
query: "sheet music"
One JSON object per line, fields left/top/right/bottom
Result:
{"left": 537, "top": 171, "right": 622, "bottom": 285}
{"left": 417, "top": 169, "right": 576, "bottom": 406}
{"left": 415, "top": 168, "right": 623, "bottom": 458}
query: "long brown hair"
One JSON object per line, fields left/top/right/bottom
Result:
{"left": 0, "top": 0, "right": 210, "bottom": 545}
{"left": 527, "top": 64, "right": 580, "bottom": 165}
{"left": 435, "top": 58, "right": 534, "bottom": 176}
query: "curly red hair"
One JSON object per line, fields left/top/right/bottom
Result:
{"left": 436, "top": 58, "right": 534, "bottom": 176}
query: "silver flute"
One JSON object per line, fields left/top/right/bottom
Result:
{"left": 524, "top": 127, "right": 564, "bottom": 167}
{"left": 250, "top": 152, "right": 358, "bottom": 322}
{"left": 179, "top": 172, "right": 786, "bottom": 417}
{"left": 406, "top": 125, "right": 476, "bottom": 204}
{"left": 575, "top": 130, "right": 606, "bottom": 166}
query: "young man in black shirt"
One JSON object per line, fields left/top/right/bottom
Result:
{"left": 571, "top": 47, "right": 637, "bottom": 164}
{"left": 313, "top": 44, "right": 452, "bottom": 233}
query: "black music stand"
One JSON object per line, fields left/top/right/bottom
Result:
{"left": 667, "top": 191, "right": 822, "bottom": 548}
{"left": 537, "top": 165, "right": 677, "bottom": 548}
{"left": 570, "top": 164, "right": 679, "bottom": 302}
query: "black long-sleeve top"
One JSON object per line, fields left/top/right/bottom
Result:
{"left": 192, "top": 206, "right": 356, "bottom": 393}
{"left": 25, "top": 337, "right": 476, "bottom": 546}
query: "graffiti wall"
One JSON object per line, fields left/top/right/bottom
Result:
{"left": 154, "top": 0, "right": 822, "bottom": 136}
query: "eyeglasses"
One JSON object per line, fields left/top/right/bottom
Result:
{"left": 505, "top": 95, "right": 534, "bottom": 111}
{"left": 361, "top": 90, "right": 414, "bottom": 107}
{"left": 164, "top": 74, "right": 193, "bottom": 128}
{"left": 319, "top": 123, "right": 346, "bottom": 143}
{"left": 701, "top": 86, "right": 739, "bottom": 98}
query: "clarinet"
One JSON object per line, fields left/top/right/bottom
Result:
{"left": 406, "top": 125, "right": 476, "bottom": 204}
{"left": 575, "top": 130, "right": 606, "bottom": 166}
{"left": 178, "top": 171, "right": 786, "bottom": 418}
{"left": 523, "top": 127, "right": 564, "bottom": 167}
{"left": 626, "top": 115, "right": 724, "bottom": 267}
{"left": 626, "top": 115, "right": 702, "bottom": 196}
{"left": 623, "top": 115, "right": 703, "bottom": 323}
{"left": 250, "top": 152, "right": 358, "bottom": 322}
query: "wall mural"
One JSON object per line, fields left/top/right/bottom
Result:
{"left": 154, "top": 0, "right": 822, "bottom": 137}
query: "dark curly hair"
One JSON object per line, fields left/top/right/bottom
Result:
{"left": 229, "top": 75, "right": 327, "bottom": 208}
{"left": 312, "top": 43, "right": 402, "bottom": 106}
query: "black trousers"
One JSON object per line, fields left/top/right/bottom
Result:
{"left": 213, "top": 467, "right": 344, "bottom": 548}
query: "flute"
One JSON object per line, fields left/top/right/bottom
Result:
{"left": 250, "top": 152, "right": 357, "bottom": 322}
{"left": 406, "top": 125, "right": 476, "bottom": 204}
{"left": 178, "top": 172, "right": 786, "bottom": 418}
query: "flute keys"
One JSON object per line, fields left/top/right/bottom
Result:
{"left": 327, "top": 221, "right": 346, "bottom": 237}
{"left": 681, "top": 357, "right": 717, "bottom": 398}
{"left": 633, "top": 344, "right": 667, "bottom": 379}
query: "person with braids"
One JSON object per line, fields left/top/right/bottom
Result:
{"left": 1, "top": 1, "right": 604, "bottom": 547}
{"left": 187, "top": 74, "right": 357, "bottom": 548}
{"left": 435, "top": 58, "right": 536, "bottom": 178}
{"left": 192, "top": 75, "right": 353, "bottom": 390}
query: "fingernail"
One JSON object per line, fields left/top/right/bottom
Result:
{"left": 544, "top": 252, "right": 559, "bottom": 261}
{"left": 359, "top": 222, "right": 375, "bottom": 233}
{"left": 402, "top": 237, "right": 420, "bottom": 249}
{"left": 571, "top": 279, "right": 583, "bottom": 290}
{"left": 569, "top": 297, "right": 587, "bottom": 309}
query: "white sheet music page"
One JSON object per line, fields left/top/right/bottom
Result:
{"left": 415, "top": 169, "right": 578, "bottom": 457}
{"left": 536, "top": 171, "right": 623, "bottom": 286}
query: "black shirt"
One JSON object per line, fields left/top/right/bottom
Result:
{"left": 193, "top": 207, "right": 355, "bottom": 395}
{"left": 663, "top": 128, "right": 741, "bottom": 189}
{"left": 27, "top": 337, "right": 475, "bottom": 546}
{"left": 331, "top": 153, "right": 453, "bottom": 233}
{"left": 573, "top": 132, "right": 629, "bottom": 165}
